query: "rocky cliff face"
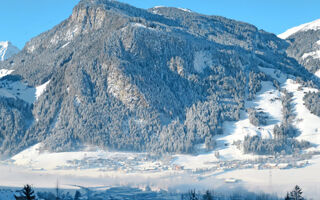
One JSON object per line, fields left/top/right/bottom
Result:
{"left": 0, "top": 0, "right": 314, "bottom": 157}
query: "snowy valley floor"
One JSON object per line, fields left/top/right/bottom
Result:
{"left": 1, "top": 154, "right": 320, "bottom": 199}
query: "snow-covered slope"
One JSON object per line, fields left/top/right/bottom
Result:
{"left": 283, "top": 79, "right": 320, "bottom": 146}
{"left": 0, "top": 76, "right": 36, "bottom": 104}
{"left": 0, "top": 41, "right": 19, "bottom": 61}
{"left": 279, "top": 18, "right": 320, "bottom": 74}
{"left": 7, "top": 60, "right": 320, "bottom": 199}
{"left": 35, "top": 80, "right": 50, "bottom": 100}
{"left": 278, "top": 19, "right": 320, "bottom": 39}
{"left": 0, "top": 72, "right": 50, "bottom": 104}
{"left": 0, "top": 69, "right": 14, "bottom": 78}
{"left": 10, "top": 70, "right": 320, "bottom": 170}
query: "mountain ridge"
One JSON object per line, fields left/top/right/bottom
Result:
{"left": 278, "top": 18, "right": 320, "bottom": 39}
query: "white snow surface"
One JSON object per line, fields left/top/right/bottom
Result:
{"left": 132, "top": 23, "right": 148, "bottom": 29}
{"left": 177, "top": 8, "right": 192, "bottom": 13}
{"left": 13, "top": 143, "right": 104, "bottom": 170}
{"left": 315, "top": 69, "right": 320, "bottom": 78}
{"left": 0, "top": 69, "right": 14, "bottom": 78}
{"left": 35, "top": 80, "right": 50, "bottom": 100}
{"left": 153, "top": 5, "right": 165, "bottom": 9}
{"left": 0, "top": 41, "right": 19, "bottom": 61}
{"left": 278, "top": 18, "right": 320, "bottom": 39}
{"left": 61, "top": 42, "right": 70, "bottom": 49}
{"left": 302, "top": 50, "right": 320, "bottom": 60}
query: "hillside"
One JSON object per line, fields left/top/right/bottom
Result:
{"left": 0, "top": 0, "right": 315, "bottom": 157}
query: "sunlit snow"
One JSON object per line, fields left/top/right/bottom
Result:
{"left": 36, "top": 80, "right": 50, "bottom": 100}
{"left": 278, "top": 18, "right": 320, "bottom": 39}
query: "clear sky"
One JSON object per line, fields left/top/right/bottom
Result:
{"left": 1, "top": 0, "right": 319, "bottom": 49}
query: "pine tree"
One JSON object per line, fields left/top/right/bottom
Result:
{"left": 14, "top": 184, "right": 36, "bottom": 200}
{"left": 74, "top": 190, "right": 81, "bottom": 200}
{"left": 56, "top": 179, "right": 61, "bottom": 200}
{"left": 285, "top": 192, "right": 291, "bottom": 200}
{"left": 289, "top": 185, "right": 304, "bottom": 200}
{"left": 187, "top": 189, "right": 199, "bottom": 200}
{"left": 202, "top": 190, "right": 213, "bottom": 200}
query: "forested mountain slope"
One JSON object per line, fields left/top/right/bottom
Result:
{"left": 0, "top": 0, "right": 315, "bottom": 157}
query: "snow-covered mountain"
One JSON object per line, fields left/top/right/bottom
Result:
{"left": 278, "top": 19, "right": 320, "bottom": 39}
{"left": 0, "top": 0, "right": 317, "bottom": 160}
{"left": 1, "top": 1, "right": 320, "bottom": 198}
{"left": 0, "top": 41, "right": 19, "bottom": 61}
{"left": 278, "top": 19, "right": 320, "bottom": 75}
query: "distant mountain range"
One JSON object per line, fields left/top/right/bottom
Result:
{"left": 0, "top": 41, "right": 19, "bottom": 61}
{"left": 0, "top": 0, "right": 319, "bottom": 158}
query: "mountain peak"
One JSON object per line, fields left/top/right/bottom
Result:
{"left": 0, "top": 41, "right": 19, "bottom": 61}
{"left": 71, "top": 0, "right": 144, "bottom": 25}
{"left": 278, "top": 18, "right": 320, "bottom": 39}
{"left": 0, "top": 41, "right": 9, "bottom": 48}
{"left": 76, "top": 0, "right": 131, "bottom": 10}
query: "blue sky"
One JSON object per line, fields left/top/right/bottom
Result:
{"left": 1, "top": 0, "right": 319, "bottom": 49}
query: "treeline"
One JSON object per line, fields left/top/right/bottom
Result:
{"left": 14, "top": 184, "right": 85, "bottom": 200}
{"left": 274, "top": 90, "right": 298, "bottom": 139}
{"left": 14, "top": 184, "right": 306, "bottom": 200}
{"left": 182, "top": 185, "right": 305, "bottom": 200}
{"left": 181, "top": 189, "right": 279, "bottom": 200}
{"left": 242, "top": 135, "right": 311, "bottom": 155}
